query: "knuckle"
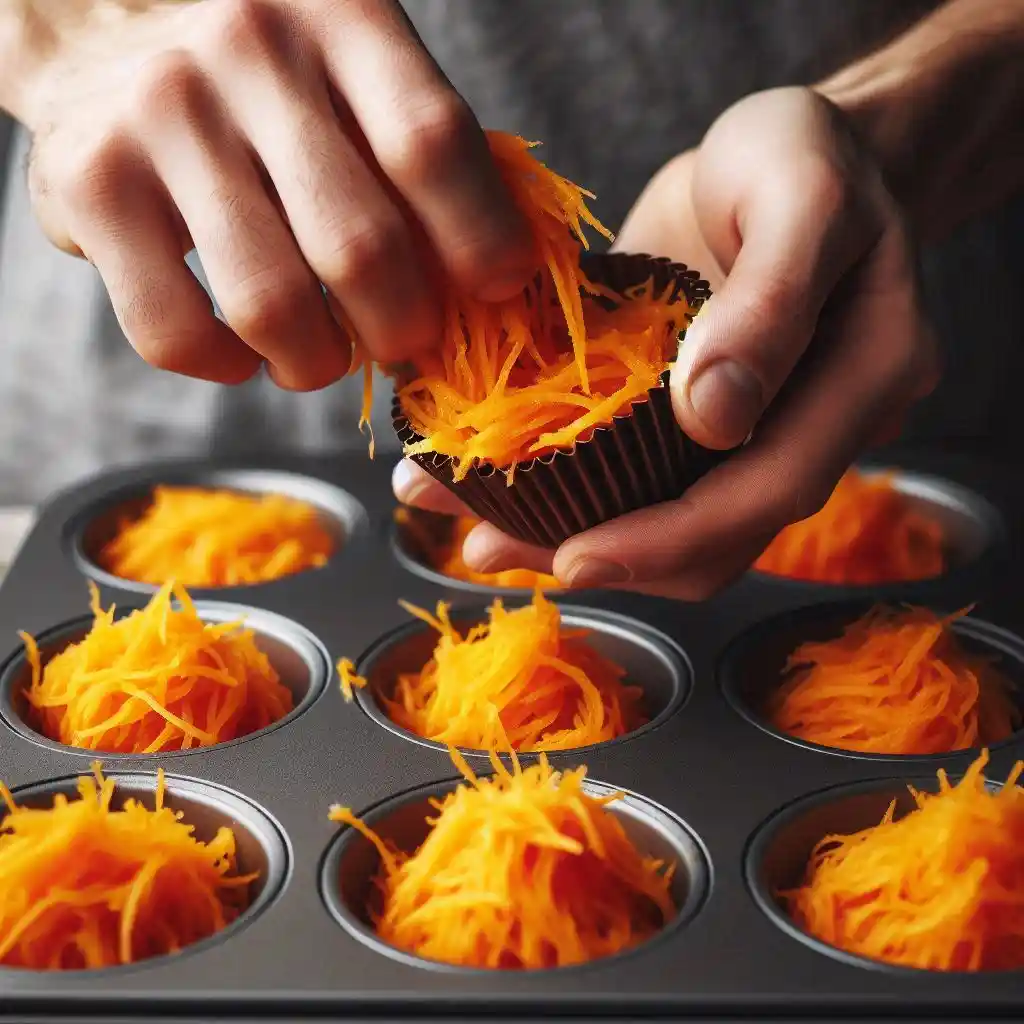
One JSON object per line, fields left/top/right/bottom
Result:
{"left": 381, "top": 95, "right": 478, "bottom": 183}
{"left": 738, "top": 277, "right": 801, "bottom": 330}
{"left": 799, "top": 154, "right": 850, "bottom": 221}
{"left": 204, "top": 0, "right": 280, "bottom": 63}
{"left": 320, "top": 219, "right": 406, "bottom": 291}
{"left": 225, "top": 273, "right": 313, "bottom": 341}
{"left": 132, "top": 50, "right": 206, "bottom": 122}
{"left": 60, "top": 134, "right": 136, "bottom": 211}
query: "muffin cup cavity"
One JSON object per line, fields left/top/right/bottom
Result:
{"left": 68, "top": 469, "right": 369, "bottom": 594}
{"left": 0, "top": 770, "right": 289, "bottom": 974}
{"left": 720, "top": 600, "right": 1024, "bottom": 761}
{"left": 0, "top": 602, "right": 330, "bottom": 758}
{"left": 392, "top": 252, "right": 737, "bottom": 548}
{"left": 320, "top": 775, "right": 709, "bottom": 973}
{"left": 352, "top": 604, "right": 691, "bottom": 757}
{"left": 745, "top": 773, "right": 1007, "bottom": 974}
{"left": 751, "top": 468, "right": 1003, "bottom": 589}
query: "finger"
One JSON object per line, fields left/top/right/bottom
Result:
{"left": 392, "top": 460, "right": 475, "bottom": 517}
{"left": 200, "top": 0, "right": 441, "bottom": 363}
{"left": 553, "top": 226, "right": 922, "bottom": 594}
{"left": 135, "top": 54, "right": 351, "bottom": 391}
{"left": 462, "top": 523, "right": 556, "bottom": 577}
{"left": 314, "top": 0, "right": 536, "bottom": 301}
{"left": 63, "top": 143, "right": 260, "bottom": 383}
{"left": 671, "top": 156, "right": 885, "bottom": 450}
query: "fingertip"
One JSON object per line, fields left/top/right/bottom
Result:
{"left": 463, "top": 523, "right": 554, "bottom": 575}
{"left": 670, "top": 355, "right": 763, "bottom": 450}
{"left": 391, "top": 459, "right": 471, "bottom": 516}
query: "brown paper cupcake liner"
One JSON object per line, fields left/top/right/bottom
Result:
{"left": 391, "top": 251, "right": 735, "bottom": 549}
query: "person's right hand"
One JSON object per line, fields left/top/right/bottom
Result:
{"left": 19, "top": 0, "right": 535, "bottom": 390}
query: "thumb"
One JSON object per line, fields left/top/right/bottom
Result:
{"left": 670, "top": 163, "right": 883, "bottom": 450}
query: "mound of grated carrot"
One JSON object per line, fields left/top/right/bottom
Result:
{"left": 767, "top": 606, "right": 1019, "bottom": 755}
{"left": 347, "top": 132, "right": 694, "bottom": 481}
{"left": 0, "top": 763, "right": 253, "bottom": 970}
{"left": 96, "top": 486, "right": 335, "bottom": 588}
{"left": 394, "top": 507, "right": 560, "bottom": 590}
{"left": 21, "top": 581, "right": 293, "bottom": 754}
{"left": 329, "top": 747, "right": 675, "bottom": 969}
{"left": 337, "top": 589, "right": 645, "bottom": 751}
{"left": 752, "top": 469, "right": 946, "bottom": 584}
{"left": 780, "top": 749, "right": 1024, "bottom": 971}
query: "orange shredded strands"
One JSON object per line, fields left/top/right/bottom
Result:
{"left": 768, "top": 606, "right": 1019, "bottom": 755}
{"left": 780, "top": 750, "right": 1024, "bottom": 971}
{"left": 329, "top": 747, "right": 675, "bottom": 968}
{"left": 22, "top": 581, "right": 294, "bottom": 754}
{"left": 753, "top": 469, "right": 946, "bottom": 584}
{"left": 0, "top": 763, "right": 253, "bottom": 970}
{"left": 342, "top": 132, "right": 692, "bottom": 480}
{"left": 394, "top": 507, "right": 559, "bottom": 590}
{"left": 337, "top": 590, "right": 646, "bottom": 751}
{"left": 97, "top": 486, "right": 335, "bottom": 587}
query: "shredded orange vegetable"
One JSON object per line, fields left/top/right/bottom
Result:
{"left": 753, "top": 469, "right": 946, "bottom": 584}
{"left": 780, "top": 749, "right": 1024, "bottom": 971}
{"left": 329, "top": 747, "right": 675, "bottom": 968}
{"left": 22, "top": 581, "right": 293, "bottom": 754}
{"left": 0, "top": 763, "right": 253, "bottom": 970}
{"left": 768, "top": 606, "right": 1019, "bottom": 755}
{"left": 394, "top": 507, "right": 560, "bottom": 590}
{"left": 337, "top": 590, "right": 646, "bottom": 751}
{"left": 97, "top": 486, "right": 335, "bottom": 587}
{"left": 341, "top": 132, "right": 694, "bottom": 481}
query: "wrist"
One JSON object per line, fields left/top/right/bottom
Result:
{"left": 815, "top": 0, "right": 1024, "bottom": 241}
{"left": 0, "top": 0, "right": 172, "bottom": 125}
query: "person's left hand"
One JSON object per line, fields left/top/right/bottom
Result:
{"left": 391, "top": 87, "right": 940, "bottom": 599}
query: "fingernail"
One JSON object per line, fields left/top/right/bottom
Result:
{"left": 687, "top": 360, "right": 763, "bottom": 445}
{"left": 392, "top": 461, "right": 426, "bottom": 504}
{"left": 563, "top": 558, "right": 633, "bottom": 589}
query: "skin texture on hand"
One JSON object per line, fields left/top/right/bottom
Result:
{"left": 7, "top": 0, "right": 537, "bottom": 390}
{"left": 394, "top": 87, "right": 940, "bottom": 599}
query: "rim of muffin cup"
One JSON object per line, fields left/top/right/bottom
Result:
{"left": 0, "top": 770, "right": 290, "bottom": 975}
{"left": 745, "top": 767, "right": 1017, "bottom": 975}
{"left": 719, "top": 598, "right": 1024, "bottom": 763}
{"left": 0, "top": 601, "right": 331, "bottom": 759}
{"left": 320, "top": 772, "right": 710, "bottom": 974}
{"left": 65, "top": 469, "right": 369, "bottom": 596}
{"left": 350, "top": 602, "right": 692, "bottom": 759}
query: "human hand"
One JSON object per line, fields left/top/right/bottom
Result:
{"left": 393, "top": 87, "right": 940, "bottom": 599}
{"left": 20, "top": 0, "right": 535, "bottom": 390}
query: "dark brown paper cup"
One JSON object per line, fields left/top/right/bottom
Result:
{"left": 391, "top": 252, "right": 735, "bottom": 548}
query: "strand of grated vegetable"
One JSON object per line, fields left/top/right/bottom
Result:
{"left": 780, "top": 749, "right": 1024, "bottom": 971}
{"left": 767, "top": 605, "right": 1019, "bottom": 755}
{"left": 0, "top": 763, "right": 253, "bottom": 969}
{"left": 22, "top": 581, "right": 293, "bottom": 754}
{"left": 336, "top": 589, "right": 646, "bottom": 751}
{"left": 344, "top": 132, "right": 692, "bottom": 482}
{"left": 329, "top": 747, "right": 675, "bottom": 969}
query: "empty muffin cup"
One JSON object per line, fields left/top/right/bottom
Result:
{"left": 321, "top": 775, "right": 708, "bottom": 971}
{"left": 353, "top": 604, "right": 691, "bottom": 756}
{"left": 0, "top": 602, "right": 330, "bottom": 758}
{"left": 392, "top": 252, "right": 736, "bottom": 549}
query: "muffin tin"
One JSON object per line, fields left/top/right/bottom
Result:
{"left": 2, "top": 443, "right": 1024, "bottom": 1020}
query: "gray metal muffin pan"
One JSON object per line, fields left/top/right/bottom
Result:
{"left": 1, "top": 444, "right": 1024, "bottom": 1020}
